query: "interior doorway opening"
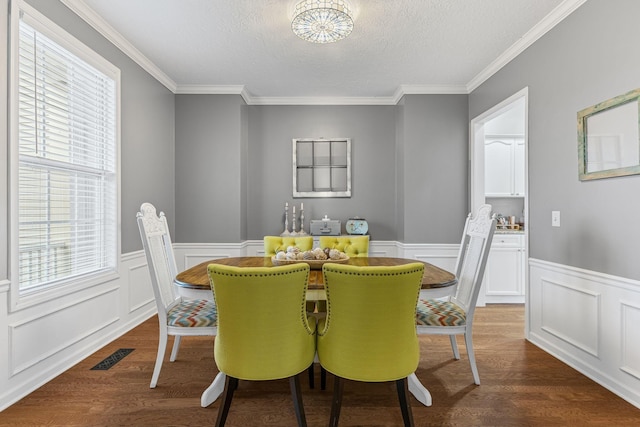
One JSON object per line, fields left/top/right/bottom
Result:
{"left": 470, "top": 88, "right": 528, "bottom": 318}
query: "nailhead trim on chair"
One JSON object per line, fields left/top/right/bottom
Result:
{"left": 415, "top": 299, "right": 467, "bottom": 327}
{"left": 167, "top": 299, "right": 218, "bottom": 327}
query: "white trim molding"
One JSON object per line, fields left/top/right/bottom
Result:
{"left": 0, "top": 279, "right": 10, "bottom": 294}
{"left": 466, "top": 0, "right": 588, "bottom": 92}
{"left": 528, "top": 258, "right": 640, "bottom": 410}
{"left": 0, "top": 251, "right": 155, "bottom": 411}
{"left": 60, "top": 0, "right": 586, "bottom": 104}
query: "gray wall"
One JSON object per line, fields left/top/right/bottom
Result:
{"left": 246, "top": 105, "right": 398, "bottom": 240}
{"left": 174, "top": 100, "right": 469, "bottom": 243}
{"left": 400, "top": 95, "right": 469, "bottom": 243}
{"left": 469, "top": 0, "right": 640, "bottom": 279}
{"left": 174, "top": 95, "right": 246, "bottom": 243}
{"left": 19, "top": 0, "right": 176, "bottom": 254}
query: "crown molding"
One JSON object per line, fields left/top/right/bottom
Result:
{"left": 239, "top": 95, "right": 398, "bottom": 106}
{"left": 60, "top": 0, "right": 177, "bottom": 93}
{"left": 466, "top": 0, "right": 588, "bottom": 92}
{"left": 63, "top": 0, "right": 587, "bottom": 103}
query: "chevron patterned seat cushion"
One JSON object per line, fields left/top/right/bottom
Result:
{"left": 167, "top": 299, "right": 217, "bottom": 327}
{"left": 416, "top": 299, "right": 466, "bottom": 327}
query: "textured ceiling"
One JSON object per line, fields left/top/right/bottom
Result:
{"left": 73, "top": 0, "right": 580, "bottom": 100}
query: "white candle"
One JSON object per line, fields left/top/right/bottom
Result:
{"left": 293, "top": 206, "right": 296, "bottom": 214}
{"left": 301, "top": 202, "right": 304, "bottom": 210}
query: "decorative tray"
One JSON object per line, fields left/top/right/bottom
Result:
{"left": 271, "top": 256, "right": 349, "bottom": 270}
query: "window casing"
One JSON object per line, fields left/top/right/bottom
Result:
{"left": 10, "top": 1, "right": 120, "bottom": 305}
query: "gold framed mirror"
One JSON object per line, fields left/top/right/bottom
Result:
{"left": 578, "top": 88, "right": 640, "bottom": 180}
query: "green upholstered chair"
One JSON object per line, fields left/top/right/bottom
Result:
{"left": 136, "top": 203, "right": 217, "bottom": 389}
{"left": 319, "top": 235, "right": 369, "bottom": 257}
{"left": 416, "top": 204, "right": 496, "bottom": 385}
{"left": 263, "top": 235, "right": 313, "bottom": 256}
{"left": 318, "top": 262, "right": 425, "bottom": 427}
{"left": 207, "top": 263, "right": 316, "bottom": 427}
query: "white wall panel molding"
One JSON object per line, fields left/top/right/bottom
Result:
{"left": 172, "top": 242, "right": 245, "bottom": 271}
{"left": 370, "top": 241, "right": 399, "bottom": 258}
{"left": 9, "top": 286, "right": 120, "bottom": 375}
{"left": 620, "top": 301, "right": 640, "bottom": 381}
{"left": 0, "top": 252, "right": 156, "bottom": 411}
{"left": 528, "top": 258, "right": 640, "bottom": 410}
{"left": 540, "top": 278, "right": 600, "bottom": 357}
{"left": 400, "top": 243, "right": 459, "bottom": 272}
{"left": 127, "top": 262, "right": 154, "bottom": 314}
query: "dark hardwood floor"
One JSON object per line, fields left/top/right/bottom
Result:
{"left": 1, "top": 304, "right": 639, "bottom": 426}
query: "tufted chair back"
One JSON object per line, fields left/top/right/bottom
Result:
{"left": 264, "top": 236, "right": 314, "bottom": 257}
{"left": 317, "top": 262, "right": 425, "bottom": 426}
{"left": 319, "top": 235, "right": 369, "bottom": 257}
{"left": 207, "top": 263, "right": 316, "bottom": 426}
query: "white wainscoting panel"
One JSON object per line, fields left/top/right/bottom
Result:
{"left": 620, "top": 301, "right": 640, "bottom": 381}
{"left": 173, "top": 243, "right": 245, "bottom": 270}
{"left": 9, "top": 287, "right": 120, "bottom": 375}
{"left": 400, "top": 244, "right": 459, "bottom": 272}
{"left": 529, "top": 258, "right": 640, "bottom": 410}
{"left": 128, "top": 262, "right": 155, "bottom": 313}
{"left": 0, "top": 251, "right": 155, "bottom": 411}
{"left": 540, "top": 278, "right": 600, "bottom": 357}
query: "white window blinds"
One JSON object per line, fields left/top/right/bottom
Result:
{"left": 16, "top": 15, "right": 118, "bottom": 293}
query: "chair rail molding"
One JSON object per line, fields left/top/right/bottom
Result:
{"left": 528, "top": 258, "right": 640, "bottom": 410}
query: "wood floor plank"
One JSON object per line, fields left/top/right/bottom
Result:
{"left": 1, "top": 304, "right": 639, "bottom": 426}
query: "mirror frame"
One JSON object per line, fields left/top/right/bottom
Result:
{"left": 578, "top": 88, "right": 640, "bottom": 181}
{"left": 292, "top": 138, "right": 351, "bottom": 198}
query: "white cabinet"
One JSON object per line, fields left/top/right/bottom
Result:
{"left": 482, "top": 233, "right": 525, "bottom": 304}
{"left": 485, "top": 137, "right": 525, "bottom": 197}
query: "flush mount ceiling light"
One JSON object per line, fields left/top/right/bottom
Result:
{"left": 291, "top": 0, "right": 354, "bottom": 44}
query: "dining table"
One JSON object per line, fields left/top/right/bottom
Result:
{"left": 174, "top": 256, "right": 457, "bottom": 408}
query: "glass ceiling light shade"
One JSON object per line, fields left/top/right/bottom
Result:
{"left": 292, "top": 0, "right": 354, "bottom": 44}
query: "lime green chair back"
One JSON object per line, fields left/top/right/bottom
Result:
{"left": 207, "top": 263, "right": 316, "bottom": 426}
{"left": 264, "top": 236, "right": 313, "bottom": 257}
{"left": 319, "top": 235, "right": 369, "bottom": 257}
{"left": 317, "top": 262, "right": 424, "bottom": 426}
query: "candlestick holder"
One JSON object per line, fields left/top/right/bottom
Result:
{"left": 298, "top": 206, "right": 307, "bottom": 235}
{"left": 280, "top": 202, "right": 290, "bottom": 236}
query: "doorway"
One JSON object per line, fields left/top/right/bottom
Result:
{"left": 470, "top": 88, "right": 528, "bottom": 311}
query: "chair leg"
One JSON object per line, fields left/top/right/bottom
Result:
{"left": 150, "top": 332, "right": 168, "bottom": 388}
{"left": 320, "top": 366, "right": 327, "bottom": 390}
{"left": 169, "top": 335, "right": 182, "bottom": 362}
{"left": 215, "top": 375, "right": 238, "bottom": 427}
{"left": 329, "top": 375, "right": 344, "bottom": 427}
{"left": 464, "top": 331, "right": 480, "bottom": 385}
{"left": 449, "top": 334, "right": 460, "bottom": 360}
{"left": 396, "top": 378, "right": 415, "bottom": 427}
{"left": 308, "top": 364, "right": 315, "bottom": 389}
{"left": 289, "top": 375, "right": 308, "bottom": 427}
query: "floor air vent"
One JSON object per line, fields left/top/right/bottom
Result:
{"left": 91, "top": 348, "right": 134, "bottom": 370}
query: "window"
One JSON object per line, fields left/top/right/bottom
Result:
{"left": 10, "top": 1, "right": 120, "bottom": 300}
{"left": 292, "top": 138, "right": 351, "bottom": 197}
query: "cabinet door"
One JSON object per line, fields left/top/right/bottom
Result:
{"left": 484, "top": 246, "right": 522, "bottom": 296}
{"left": 485, "top": 139, "right": 512, "bottom": 196}
{"left": 513, "top": 138, "right": 525, "bottom": 196}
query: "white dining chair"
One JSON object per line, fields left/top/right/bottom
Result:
{"left": 415, "top": 204, "right": 496, "bottom": 385}
{"left": 136, "top": 202, "right": 217, "bottom": 388}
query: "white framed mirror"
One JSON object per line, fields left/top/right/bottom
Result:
{"left": 578, "top": 88, "right": 640, "bottom": 180}
{"left": 292, "top": 138, "right": 351, "bottom": 197}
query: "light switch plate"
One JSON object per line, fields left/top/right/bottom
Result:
{"left": 552, "top": 211, "right": 560, "bottom": 227}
